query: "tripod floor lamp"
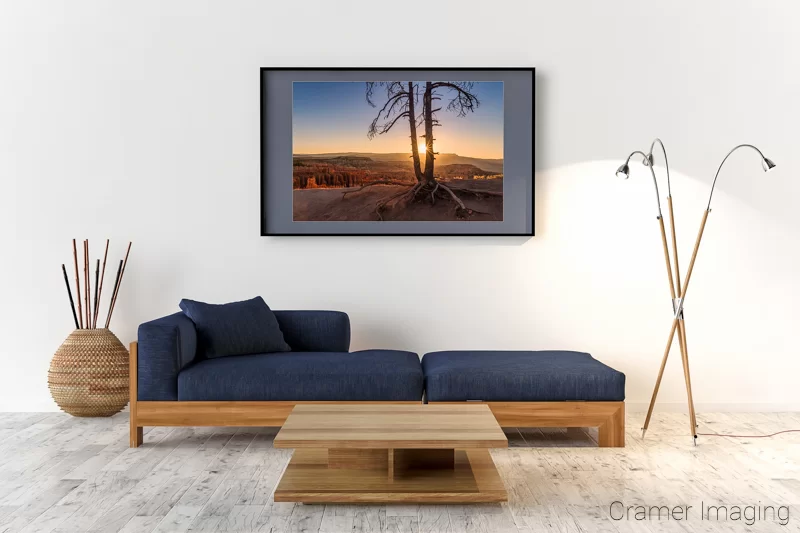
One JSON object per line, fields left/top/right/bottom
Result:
{"left": 617, "top": 141, "right": 775, "bottom": 445}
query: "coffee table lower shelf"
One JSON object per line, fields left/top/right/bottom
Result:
{"left": 274, "top": 448, "right": 507, "bottom": 504}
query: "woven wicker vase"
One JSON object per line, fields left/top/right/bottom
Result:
{"left": 48, "top": 329, "right": 129, "bottom": 417}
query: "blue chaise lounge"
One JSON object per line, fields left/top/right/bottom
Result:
{"left": 129, "top": 309, "right": 424, "bottom": 447}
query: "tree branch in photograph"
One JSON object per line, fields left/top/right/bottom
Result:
{"left": 430, "top": 82, "right": 481, "bottom": 117}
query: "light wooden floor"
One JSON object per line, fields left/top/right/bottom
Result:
{"left": 0, "top": 412, "right": 797, "bottom": 532}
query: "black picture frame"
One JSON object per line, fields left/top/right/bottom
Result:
{"left": 261, "top": 67, "right": 535, "bottom": 236}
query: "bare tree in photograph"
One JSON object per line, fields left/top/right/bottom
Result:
{"left": 366, "top": 82, "right": 424, "bottom": 182}
{"left": 421, "top": 81, "right": 480, "bottom": 184}
{"left": 345, "top": 80, "right": 497, "bottom": 220}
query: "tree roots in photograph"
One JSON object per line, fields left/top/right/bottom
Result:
{"left": 342, "top": 180, "right": 496, "bottom": 221}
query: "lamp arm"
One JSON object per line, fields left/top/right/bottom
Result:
{"left": 649, "top": 138, "right": 671, "bottom": 198}
{"left": 624, "top": 150, "right": 663, "bottom": 218}
{"left": 706, "top": 144, "right": 769, "bottom": 211}
{"left": 675, "top": 143, "right": 772, "bottom": 315}
{"left": 649, "top": 138, "right": 682, "bottom": 292}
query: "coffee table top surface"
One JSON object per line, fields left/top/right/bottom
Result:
{"left": 273, "top": 404, "right": 508, "bottom": 449}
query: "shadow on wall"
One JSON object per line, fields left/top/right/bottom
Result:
{"left": 348, "top": 159, "right": 799, "bottom": 407}
{"left": 535, "top": 69, "right": 794, "bottom": 231}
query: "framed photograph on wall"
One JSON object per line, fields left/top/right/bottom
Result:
{"left": 260, "top": 68, "right": 534, "bottom": 236}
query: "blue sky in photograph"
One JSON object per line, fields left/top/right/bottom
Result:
{"left": 293, "top": 81, "right": 504, "bottom": 159}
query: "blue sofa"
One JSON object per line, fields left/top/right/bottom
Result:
{"left": 129, "top": 310, "right": 625, "bottom": 448}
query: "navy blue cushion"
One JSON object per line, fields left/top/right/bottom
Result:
{"left": 177, "top": 350, "right": 423, "bottom": 401}
{"left": 421, "top": 351, "right": 625, "bottom": 402}
{"left": 179, "top": 297, "right": 290, "bottom": 359}
{"left": 273, "top": 311, "right": 350, "bottom": 352}
{"left": 137, "top": 312, "right": 198, "bottom": 401}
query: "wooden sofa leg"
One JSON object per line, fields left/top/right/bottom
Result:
{"left": 129, "top": 341, "right": 142, "bottom": 448}
{"left": 130, "top": 426, "right": 143, "bottom": 448}
{"left": 597, "top": 403, "right": 625, "bottom": 447}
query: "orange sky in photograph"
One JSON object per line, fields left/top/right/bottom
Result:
{"left": 293, "top": 82, "right": 504, "bottom": 159}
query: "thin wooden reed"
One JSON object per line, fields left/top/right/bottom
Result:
{"left": 93, "top": 259, "right": 99, "bottom": 329}
{"left": 94, "top": 239, "right": 110, "bottom": 328}
{"left": 105, "top": 260, "right": 123, "bottom": 329}
{"left": 84, "top": 240, "right": 90, "bottom": 328}
{"left": 105, "top": 242, "right": 132, "bottom": 328}
{"left": 72, "top": 239, "right": 83, "bottom": 329}
{"left": 62, "top": 264, "right": 79, "bottom": 329}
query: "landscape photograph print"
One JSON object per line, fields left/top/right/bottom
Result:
{"left": 292, "top": 81, "right": 504, "bottom": 222}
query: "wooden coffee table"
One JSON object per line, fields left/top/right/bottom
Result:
{"left": 273, "top": 404, "right": 508, "bottom": 503}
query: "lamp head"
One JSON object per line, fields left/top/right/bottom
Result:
{"left": 616, "top": 163, "right": 630, "bottom": 179}
{"left": 706, "top": 144, "right": 776, "bottom": 211}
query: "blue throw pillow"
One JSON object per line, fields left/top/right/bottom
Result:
{"left": 179, "top": 296, "right": 291, "bottom": 359}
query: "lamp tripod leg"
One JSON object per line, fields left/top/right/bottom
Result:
{"left": 642, "top": 319, "right": 679, "bottom": 438}
{"left": 677, "top": 318, "right": 698, "bottom": 443}
{"left": 673, "top": 314, "right": 696, "bottom": 442}
{"left": 685, "top": 334, "right": 699, "bottom": 430}
{"left": 671, "top": 210, "right": 709, "bottom": 443}
{"left": 645, "top": 216, "right": 682, "bottom": 440}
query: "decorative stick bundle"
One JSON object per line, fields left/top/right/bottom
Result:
{"left": 61, "top": 239, "right": 132, "bottom": 329}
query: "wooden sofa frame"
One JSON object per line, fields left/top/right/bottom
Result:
{"left": 129, "top": 342, "right": 625, "bottom": 448}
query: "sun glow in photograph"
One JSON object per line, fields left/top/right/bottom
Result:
{"left": 292, "top": 81, "right": 504, "bottom": 222}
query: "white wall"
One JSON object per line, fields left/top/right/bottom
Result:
{"left": 2, "top": 1, "right": 799, "bottom": 412}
